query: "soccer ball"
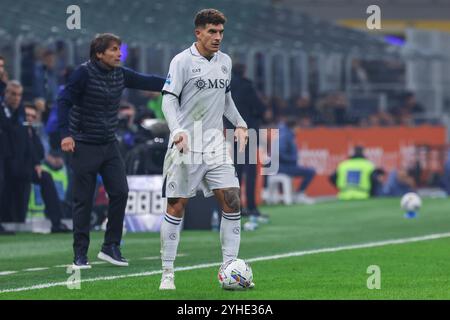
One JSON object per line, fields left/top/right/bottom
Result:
{"left": 218, "top": 259, "right": 253, "bottom": 290}
{"left": 400, "top": 192, "right": 422, "bottom": 212}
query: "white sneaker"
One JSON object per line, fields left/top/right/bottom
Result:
{"left": 295, "top": 193, "right": 316, "bottom": 205}
{"left": 159, "top": 270, "right": 176, "bottom": 290}
{"left": 249, "top": 281, "right": 255, "bottom": 289}
{"left": 243, "top": 221, "right": 258, "bottom": 231}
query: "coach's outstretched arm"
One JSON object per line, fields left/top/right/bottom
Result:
{"left": 122, "top": 67, "right": 165, "bottom": 91}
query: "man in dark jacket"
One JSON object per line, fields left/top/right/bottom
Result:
{"left": 0, "top": 55, "right": 8, "bottom": 98}
{"left": 58, "top": 33, "right": 165, "bottom": 269}
{"left": 24, "top": 104, "right": 71, "bottom": 233}
{"left": 225, "top": 63, "right": 268, "bottom": 225}
{"left": 277, "top": 117, "right": 316, "bottom": 204}
{"left": 1, "top": 81, "right": 31, "bottom": 225}
{"left": 0, "top": 78, "right": 15, "bottom": 235}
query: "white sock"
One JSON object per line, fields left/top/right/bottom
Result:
{"left": 160, "top": 213, "right": 182, "bottom": 271}
{"left": 220, "top": 211, "right": 241, "bottom": 263}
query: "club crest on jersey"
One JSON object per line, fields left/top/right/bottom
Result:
{"left": 194, "top": 78, "right": 230, "bottom": 91}
{"left": 221, "top": 65, "right": 228, "bottom": 74}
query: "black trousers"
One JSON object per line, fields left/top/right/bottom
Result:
{"left": 24, "top": 171, "right": 63, "bottom": 227}
{"left": 1, "top": 161, "right": 29, "bottom": 223}
{"left": 234, "top": 141, "right": 257, "bottom": 211}
{"left": 71, "top": 141, "right": 129, "bottom": 257}
{"left": 0, "top": 157, "right": 5, "bottom": 223}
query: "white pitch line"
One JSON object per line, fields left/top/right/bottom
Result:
{"left": 0, "top": 271, "right": 17, "bottom": 276}
{"left": 139, "top": 253, "right": 187, "bottom": 260}
{"left": 22, "top": 268, "right": 50, "bottom": 272}
{"left": 1, "top": 232, "right": 450, "bottom": 294}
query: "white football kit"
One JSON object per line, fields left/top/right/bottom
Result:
{"left": 161, "top": 43, "right": 247, "bottom": 198}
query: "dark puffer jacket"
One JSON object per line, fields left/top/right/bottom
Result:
{"left": 58, "top": 60, "right": 165, "bottom": 144}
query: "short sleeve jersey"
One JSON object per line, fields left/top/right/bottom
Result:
{"left": 162, "top": 43, "right": 232, "bottom": 153}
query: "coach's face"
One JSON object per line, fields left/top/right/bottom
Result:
{"left": 196, "top": 23, "right": 224, "bottom": 56}
{"left": 97, "top": 41, "right": 122, "bottom": 68}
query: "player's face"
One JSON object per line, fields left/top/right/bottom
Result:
{"left": 96, "top": 42, "right": 122, "bottom": 68}
{"left": 196, "top": 24, "right": 224, "bottom": 56}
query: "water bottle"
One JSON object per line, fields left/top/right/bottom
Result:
{"left": 211, "top": 209, "right": 220, "bottom": 231}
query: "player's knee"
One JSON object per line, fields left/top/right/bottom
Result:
{"left": 167, "top": 198, "right": 186, "bottom": 217}
{"left": 223, "top": 188, "right": 240, "bottom": 212}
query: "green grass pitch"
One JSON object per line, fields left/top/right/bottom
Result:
{"left": 1, "top": 198, "right": 450, "bottom": 300}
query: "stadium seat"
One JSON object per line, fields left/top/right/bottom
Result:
{"left": 266, "top": 174, "right": 293, "bottom": 205}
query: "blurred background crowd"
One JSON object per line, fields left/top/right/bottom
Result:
{"left": 1, "top": 0, "right": 450, "bottom": 233}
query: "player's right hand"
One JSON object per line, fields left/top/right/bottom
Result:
{"left": 174, "top": 132, "right": 189, "bottom": 153}
{"left": 61, "top": 137, "right": 75, "bottom": 153}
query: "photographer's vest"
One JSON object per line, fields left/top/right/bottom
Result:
{"left": 28, "top": 165, "right": 68, "bottom": 217}
{"left": 336, "top": 158, "right": 374, "bottom": 200}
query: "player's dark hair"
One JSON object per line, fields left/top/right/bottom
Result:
{"left": 194, "top": 8, "right": 227, "bottom": 28}
{"left": 0, "top": 55, "right": 5, "bottom": 62}
{"left": 90, "top": 33, "right": 122, "bottom": 60}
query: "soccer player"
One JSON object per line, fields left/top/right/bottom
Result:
{"left": 159, "top": 9, "right": 251, "bottom": 290}
{"left": 58, "top": 33, "right": 165, "bottom": 269}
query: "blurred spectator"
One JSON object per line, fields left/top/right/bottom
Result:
{"left": 277, "top": 116, "right": 316, "bottom": 204}
{"left": 259, "top": 94, "right": 274, "bottom": 126}
{"left": 360, "top": 111, "right": 396, "bottom": 127}
{"left": 441, "top": 150, "right": 450, "bottom": 195}
{"left": 24, "top": 104, "right": 70, "bottom": 233}
{"left": 146, "top": 91, "right": 164, "bottom": 120}
{"left": 382, "top": 168, "right": 416, "bottom": 197}
{"left": 271, "top": 95, "right": 289, "bottom": 122}
{"left": 117, "top": 101, "right": 138, "bottom": 157}
{"left": 317, "top": 91, "right": 358, "bottom": 126}
{"left": 391, "top": 92, "right": 424, "bottom": 125}
{"left": 329, "top": 146, "right": 381, "bottom": 200}
{"left": 45, "top": 66, "right": 74, "bottom": 150}
{"left": 0, "top": 55, "right": 8, "bottom": 98}
{"left": 227, "top": 62, "right": 268, "bottom": 223}
{"left": 287, "top": 93, "right": 321, "bottom": 127}
{"left": 1, "top": 81, "right": 30, "bottom": 223}
{"left": 134, "top": 109, "right": 156, "bottom": 144}
{"left": 0, "top": 78, "right": 15, "bottom": 235}
{"left": 124, "top": 118, "right": 169, "bottom": 175}
{"left": 33, "top": 49, "right": 59, "bottom": 123}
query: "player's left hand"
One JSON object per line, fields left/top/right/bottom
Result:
{"left": 235, "top": 127, "right": 248, "bottom": 153}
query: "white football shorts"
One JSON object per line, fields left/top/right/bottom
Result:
{"left": 162, "top": 145, "right": 240, "bottom": 198}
